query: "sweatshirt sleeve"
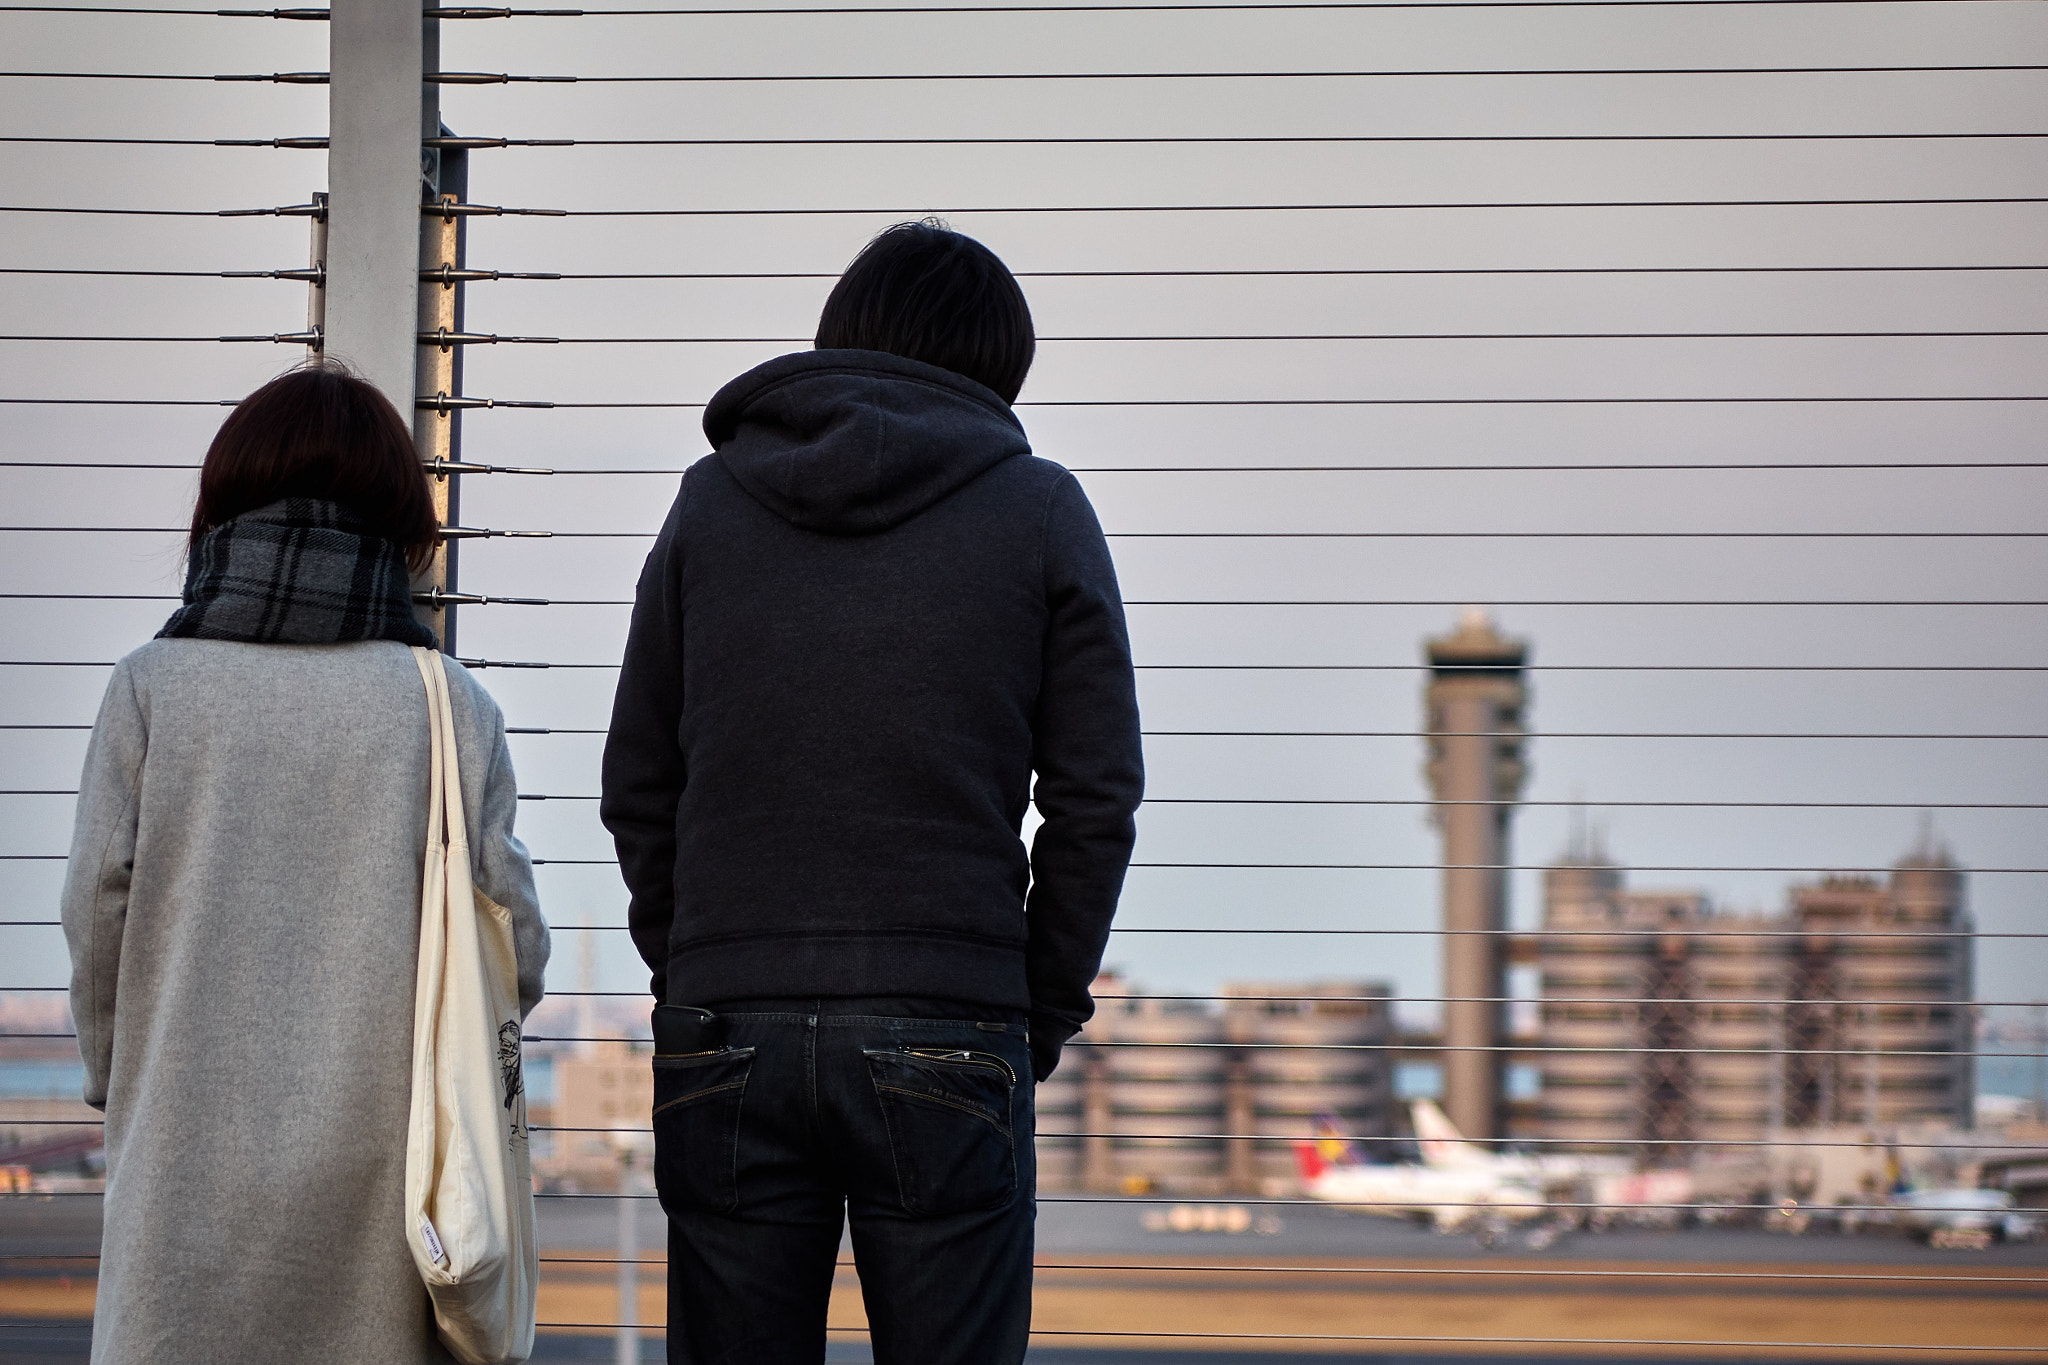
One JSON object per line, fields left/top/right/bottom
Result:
{"left": 471, "top": 701, "right": 551, "bottom": 1021}
{"left": 1025, "top": 472, "right": 1145, "bottom": 1081}
{"left": 601, "top": 481, "right": 690, "bottom": 1004}
{"left": 61, "top": 660, "right": 146, "bottom": 1111}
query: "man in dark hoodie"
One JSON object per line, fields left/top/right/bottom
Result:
{"left": 601, "top": 221, "right": 1144, "bottom": 1365}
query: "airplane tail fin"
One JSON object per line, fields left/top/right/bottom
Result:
{"left": 1292, "top": 1140, "right": 1328, "bottom": 1182}
{"left": 1410, "top": 1098, "right": 1490, "bottom": 1169}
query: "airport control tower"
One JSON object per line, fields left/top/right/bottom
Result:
{"left": 1423, "top": 609, "right": 1529, "bottom": 1142}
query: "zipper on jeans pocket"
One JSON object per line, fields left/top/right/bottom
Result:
{"left": 901, "top": 1047, "right": 1015, "bottom": 1086}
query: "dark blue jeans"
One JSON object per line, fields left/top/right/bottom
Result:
{"left": 652, "top": 998, "right": 1035, "bottom": 1365}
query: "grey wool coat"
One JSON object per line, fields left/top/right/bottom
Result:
{"left": 61, "top": 639, "right": 550, "bottom": 1365}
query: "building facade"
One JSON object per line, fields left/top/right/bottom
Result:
{"left": 1534, "top": 835, "right": 1974, "bottom": 1154}
{"left": 1035, "top": 975, "right": 1394, "bottom": 1194}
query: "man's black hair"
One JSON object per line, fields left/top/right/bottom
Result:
{"left": 814, "top": 219, "right": 1036, "bottom": 404}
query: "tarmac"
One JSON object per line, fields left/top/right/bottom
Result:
{"left": 2, "top": 1194, "right": 2043, "bottom": 1364}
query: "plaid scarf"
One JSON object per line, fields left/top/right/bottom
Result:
{"left": 158, "top": 498, "right": 438, "bottom": 647}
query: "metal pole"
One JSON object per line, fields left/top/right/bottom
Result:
{"left": 617, "top": 1151, "right": 639, "bottom": 1365}
{"left": 325, "top": 0, "right": 432, "bottom": 410}
{"left": 304, "top": 192, "right": 327, "bottom": 354}
{"left": 415, "top": 189, "right": 461, "bottom": 648}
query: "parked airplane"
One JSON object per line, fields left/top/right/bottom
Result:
{"left": 1410, "top": 1099, "right": 1697, "bottom": 1213}
{"left": 1292, "top": 1100, "right": 1696, "bottom": 1231}
{"left": 1292, "top": 1107, "right": 1548, "bottom": 1232}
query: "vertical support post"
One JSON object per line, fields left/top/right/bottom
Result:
{"left": 305, "top": 191, "right": 328, "bottom": 352}
{"left": 616, "top": 1157, "right": 639, "bottom": 1365}
{"left": 325, "top": 0, "right": 433, "bottom": 410}
{"left": 416, "top": 194, "right": 462, "bottom": 649}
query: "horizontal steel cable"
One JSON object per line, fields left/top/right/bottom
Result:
{"left": 539, "top": 1260, "right": 2048, "bottom": 1285}
{"left": 0, "top": 771, "right": 2031, "bottom": 810}
{"left": 10, "top": 62, "right": 2046, "bottom": 82}
{"left": 507, "top": 1038, "right": 2029, "bottom": 1057}
{"left": 0, "top": 910, "right": 2040, "bottom": 933}
{"left": 8, "top": 195, "right": 2046, "bottom": 217}
{"left": 498, "top": 856, "right": 2048, "bottom": 872}
{"left": 14, "top": 328, "right": 2048, "bottom": 341}
{"left": 520, "top": 1121, "right": 2048, "bottom": 1146}
{"left": 444, "top": 921, "right": 2048, "bottom": 936}
{"left": 30, "top": 394, "right": 2047, "bottom": 407}
{"left": 17, "top": 133, "right": 2048, "bottom": 148}
{"left": 572, "top": 261, "right": 2048, "bottom": 272}
{"left": 9, "top": 661, "right": 2047, "bottom": 673}
{"left": 7, "top": 1251, "right": 2041, "bottom": 1287}
{"left": 0, "top": 1190, "right": 2029, "bottom": 1220}
{"left": 11, "top": 263, "right": 2048, "bottom": 279}
{"left": 412, "top": 1321, "right": 2048, "bottom": 1352}
{"left": 11, "top": 1112, "right": 2048, "bottom": 1152}
{"left": 9, "top": 459, "right": 2043, "bottom": 474}
{"left": 20, "top": 593, "right": 2048, "bottom": 610}
{"left": 6, "top": 525, "right": 2042, "bottom": 539}
{"left": 566, "top": 195, "right": 2048, "bottom": 214}
{"left": 0, "top": 0, "right": 2024, "bottom": 14}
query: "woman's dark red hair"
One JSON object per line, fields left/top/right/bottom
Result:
{"left": 192, "top": 364, "right": 440, "bottom": 570}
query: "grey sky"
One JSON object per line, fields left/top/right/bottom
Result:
{"left": 2, "top": 1, "right": 2044, "bottom": 1026}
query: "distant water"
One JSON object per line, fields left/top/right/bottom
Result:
{"left": 0, "top": 1059, "right": 85, "bottom": 1099}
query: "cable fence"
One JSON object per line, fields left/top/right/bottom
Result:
{"left": 3, "top": 0, "right": 2046, "bottom": 1359}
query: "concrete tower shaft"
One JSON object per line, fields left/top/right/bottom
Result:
{"left": 1423, "top": 609, "right": 1529, "bottom": 1142}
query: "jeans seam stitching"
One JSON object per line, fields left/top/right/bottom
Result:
{"left": 873, "top": 1083, "right": 1013, "bottom": 1137}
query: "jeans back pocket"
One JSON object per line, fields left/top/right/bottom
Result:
{"left": 864, "top": 1046, "right": 1017, "bottom": 1217}
{"left": 652, "top": 1048, "right": 754, "bottom": 1216}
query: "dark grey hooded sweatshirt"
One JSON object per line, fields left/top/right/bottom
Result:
{"left": 601, "top": 349, "right": 1144, "bottom": 1079}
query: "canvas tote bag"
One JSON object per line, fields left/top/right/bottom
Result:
{"left": 403, "top": 646, "right": 539, "bottom": 1364}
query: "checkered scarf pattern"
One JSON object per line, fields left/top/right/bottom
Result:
{"left": 157, "top": 498, "right": 438, "bottom": 647}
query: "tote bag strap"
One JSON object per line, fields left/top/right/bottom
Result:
{"left": 420, "top": 648, "right": 471, "bottom": 857}
{"left": 410, "top": 647, "right": 453, "bottom": 854}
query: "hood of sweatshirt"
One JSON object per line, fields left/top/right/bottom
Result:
{"left": 703, "top": 349, "right": 1034, "bottom": 536}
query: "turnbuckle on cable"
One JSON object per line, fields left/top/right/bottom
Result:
{"left": 426, "top": 7, "right": 589, "bottom": 16}
{"left": 215, "top": 137, "right": 329, "bottom": 149}
{"left": 437, "top": 526, "right": 554, "bottom": 540}
{"left": 218, "top": 202, "right": 326, "bottom": 219}
{"left": 422, "top": 137, "right": 575, "bottom": 149}
{"left": 420, "top": 264, "right": 562, "bottom": 286}
{"left": 420, "top": 328, "right": 560, "bottom": 350}
{"left": 414, "top": 393, "right": 555, "bottom": 412}
{"left": 422, "top": 458, "right": 556, "bottom": 477}
{"left": 412, "top": 588, "right": 551, "bottom": 608}
{"left": 224, "top": 266, "right": 323, "bottom": 283}
{"left": 425, "top": 201, "right": 568, "bottom": 222}
{"left": 220, "top": 330, "right": 323, "bottom": 344}
{"left": 427, "top": 72, "right": 577, "bottom": 84}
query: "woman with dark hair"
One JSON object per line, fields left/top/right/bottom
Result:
{"left": 61, "top": 364, "right": 550, "bottom": 1365}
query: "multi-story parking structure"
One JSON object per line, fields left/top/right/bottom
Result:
{"left": 1532, "top": 837, "right": 1973, "bottom": 1158}
{"left": 1036, "top": 975, "right": 1393, "bottom": 1194}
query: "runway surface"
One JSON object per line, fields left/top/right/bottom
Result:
{"left": 3, "top": 1195, "right": 2042, "bottom": 1363}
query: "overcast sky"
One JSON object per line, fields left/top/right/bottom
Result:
{"left": 3, "top": 1, "right": 2044, "bottom": 1031}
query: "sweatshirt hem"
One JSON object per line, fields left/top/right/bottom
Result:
{"left": 666, "top": 932, "right": 1032, "bottom": 1012}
